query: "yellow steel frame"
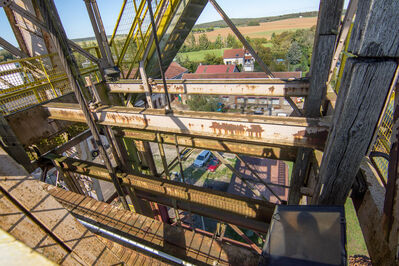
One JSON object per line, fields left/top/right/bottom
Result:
{"left": 0, "top": 51, "right": 100, "bottom": 115}
{"left": 111, "top": 0, "right": 182, "bottom": 78}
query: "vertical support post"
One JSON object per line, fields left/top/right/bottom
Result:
{"left": 52, "top": 159, "right": 83, "bottom": 194}
{"left": 84, "top": 0, "right": 114, "bottom": 67}
{"left": 135, "top": 140, "right": 158, "bottom": 176}
{"left": 174, "top": 135, "right": 185, "bottom": 182}
{"left": 139, "top": 61, "right": 154, "bottom": 108}
{"left": 146, "top": 0, "right": 172, "bottom": 110}
{"left": 35, "top": 0, "right": 129, "bottom": 210}
{"left": 288, "top": 148, "right": 312, "bottom": 204}
{"left": 289, "top": 0, "right": 344, "bottom": 204}
{"left": 304, "top": 0, "right": 345, "bottom": 117}
{"left": 157, "top": 133, "right": 170, "bottom": 179}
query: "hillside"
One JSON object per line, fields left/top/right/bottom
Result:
{"left": 194, "top": 11, "right": 318, "bottom": 28}
{"left": 193, "top": 16, "right": 317, "bottom": 41}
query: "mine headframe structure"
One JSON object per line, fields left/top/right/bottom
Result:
{"left": 0, "top": 0, "right": 398, "bottom": 265}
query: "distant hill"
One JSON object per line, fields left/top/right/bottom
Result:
{"left": 194, "top": 11, "right": 319, "bottom": 29}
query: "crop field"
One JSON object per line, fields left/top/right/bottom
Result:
{"left": 194, "top": 16, "right": 317, "bottom": 41}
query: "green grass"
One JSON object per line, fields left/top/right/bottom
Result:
{"left": 177, "top": 48, "right": 227, "bottom": 62}
{"left": 345, "top": 199, "right": 369, "bottom": 256}
{"left": 262, "top": 42, "right": 273, "bottom": 48}
{"left": 285, "top": 161, "right": 294, "bottom": 183}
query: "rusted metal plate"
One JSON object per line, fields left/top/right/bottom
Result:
{"left": 45, "top": 184, "right": 260, "bottom": 265}
{"left": 47, "top": 154, "right": 274, "bottom": 233}
{"left": 108, "top": 78, "right": 309, "bottom": 97}
{"left": 43, "top": 103, "right": 330, "bottom": 150}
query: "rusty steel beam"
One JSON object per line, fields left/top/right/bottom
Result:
{"left": 43, "top": 103, "right": 329, "bottom": 150}
{"left": 119, "top": 129, "right": 297, "bottom": 161}
{"left": 46, "top": 154, "right": 275, "bottom": 233}
{"left": 108, "top": 78, "right": 309, "bottom": 97}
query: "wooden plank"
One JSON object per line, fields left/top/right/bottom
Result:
{"left": 288, "top": 148, "right": 312, "bottom": 204}
{"left": 316, "top": 58, "right": 397, "bottom": 204}
{"left": 349, "top": 0, "right": 399, "bottom": 57}
{"left": 0, "top": 147, "right": 124, "bottom": 264}
{"left": 304, "top": 35, "right": 337, "bottom": 117}
{"left": 47, "top": 185, "right": 260, "bottom": 265}
{"left": 316, "top": 0, "right": 345, "bottom": 35}
{"left": 304, "top": 0, "right": 344, "bottom": 117}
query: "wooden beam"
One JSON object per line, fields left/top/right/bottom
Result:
{"left": 288, "top": 148, "right": 312, "bottom": 204}
{"left": 304, "top": 0, "right": 345, "bottom": 117}
{"left": 316, "top": 0, "right": 399, "bottom": 206}
{"left": 316, "top": 58, "right": 397, "bottom": 205}
{"left": 349, "top": 0, "right": 399, "bottom": 57}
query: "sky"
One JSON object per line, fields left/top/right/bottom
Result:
{"left": 0, "top": 0, "right": 349, "bottom": 47}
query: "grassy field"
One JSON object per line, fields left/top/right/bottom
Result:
{"left": 194, "top": 17, "right": 317, "bottom": 41}
{"left": 345, "top": 199, "right": 368, "bottom": 256}
{"left": 177, "top": 48, "right": 227, "bottom": 62}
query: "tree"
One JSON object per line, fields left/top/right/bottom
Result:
{"left": 187, "top": 95, "right": 218, "bottom": 112}
{"left": 226, "top": 33, "right": 238, "bottom": 48}
{"left": 188, "top": 33, "right": 196, "bottom": 50}
{"left": 287, "top": 41, "right": 302, "bottom": 67}
{"left": 178, "top": 55, "right": 200, "bottom": 73}
{"left": 198, "top": 34, "right": 210, "bottom": 50}
{"left": 203, "top": 53, "right": 224, "bottom": 65}
{"left": 248, "top": 21, "right": 260, "bottom": 26}
{"left": 214, "top": 34, "right": 223, "bottom": 49}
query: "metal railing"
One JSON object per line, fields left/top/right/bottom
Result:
{"left": 0, "top": 50, "right": 100, "bottom": 115}
{"left": 370, "top": 93, "right": 395, "bottom": 184}
{"left": 109, "top": 0, "right": 182, "bottom": 78}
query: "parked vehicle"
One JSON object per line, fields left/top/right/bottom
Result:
{"left": 276, "top": 112, "right": 288, "bottom": 117}
{"left": 207, "top": 158, "right": 221, "bottom": 172}
{"left": 180, "top": 148, "right": 190, "bottom": 160}
{"left": 254, "top": 107, "right": 264, "bottom": 115}
{"left": 193, "top": 150, "right": 211, "bottom": 167}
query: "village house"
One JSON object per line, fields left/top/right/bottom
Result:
{"left": 223, "top": 48, "right": 255, "bottom": 72}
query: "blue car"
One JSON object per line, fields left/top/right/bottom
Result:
{"left": 193, "top": 150, "right": 211, "bottom": 167}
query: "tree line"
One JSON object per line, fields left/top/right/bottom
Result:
{"left": 177, "top": 26, "right": 316, "bottom": 73}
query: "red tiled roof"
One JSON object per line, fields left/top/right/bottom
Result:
{"left": 183, "top": 71, "right": 302, "bottom": 79}
{"left": 165, "top": 61, "right": 188, "bottom": 79}
{"left": 223, "top": 49, "right": 245, "bottom": 59}
{"left": 195, "top": 64, "right": 237, "bottom": 74}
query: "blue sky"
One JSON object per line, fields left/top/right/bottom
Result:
{"left": 1, "top": 0, "right": 349, "bottom": 47}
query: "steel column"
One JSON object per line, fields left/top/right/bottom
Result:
{"left": 35, "top": 0, "right": 129, "bottom": 210}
